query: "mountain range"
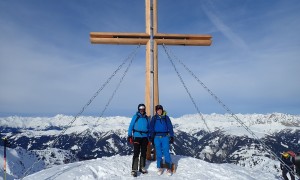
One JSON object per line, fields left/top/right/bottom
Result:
{"left": 0, "top": 113, "right": 299, "bottom": 179}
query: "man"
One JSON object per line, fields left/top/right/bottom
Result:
{"left": 280, "top": 151, "right": 296, "bottom": 180}
{"left": 150, "top": 105, "right": 174, "bottom": 176}
{"left": 128, "top": 103, "right": 149, "bottom": 177}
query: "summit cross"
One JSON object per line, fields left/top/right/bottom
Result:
{"left": 90, "top": 0, "right": 212, "bottom": 116}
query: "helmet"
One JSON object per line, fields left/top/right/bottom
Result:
{"left": 282, "top": 152, "right": 289, "bottom": 158}
{"left": 155, "top": 105, "right": 163, "bottom": 111}
{"left": 138, "top": 104, "right": 146, "bottom": 110}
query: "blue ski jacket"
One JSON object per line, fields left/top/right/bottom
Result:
{"left": 149, "top": 113, "right": 174, "bottom": 138}
{"left": 128, "top": 112, "right": 149, "bottom": 138}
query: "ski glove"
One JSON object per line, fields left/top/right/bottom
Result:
{"left": 128, "top": 136, "right": 133, "bottom": 144}
{"left": 169, "top": 137, "right": 174, "bottom": 144}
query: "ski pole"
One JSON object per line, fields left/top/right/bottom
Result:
{"left": 2, "top": 137, "right": 7, "bottom": 180}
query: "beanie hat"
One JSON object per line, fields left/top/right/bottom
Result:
{"left": 138, "top": 103, "right": 146, "bottom": 110}
{"left": 155, "top": 105, "right": 163, "bottom": 111}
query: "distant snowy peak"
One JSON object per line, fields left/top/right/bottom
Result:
{"left": 0, "top": 113, "right": 299, "bottom": 136}
{"left": 23, "top": 155, "right": 278, "bottom": 180}
{"left": 176, "top": 113, "right": 300, "bottom": 126}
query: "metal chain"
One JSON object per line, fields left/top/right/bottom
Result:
{"left": 162, "top": 45, "right": 211, "bottom": 133}
{"left": 162, "top": 45, "right": 299, "bottom": 178}
{"left": 21, "top": 45, "right": 141, "bottom": 179}
{"left": 78, "top": 49, "right": 136, "bottom": 149}
{"left": 162, "top": 45, "right": 232, "bottom": 164}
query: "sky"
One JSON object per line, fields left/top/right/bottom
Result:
{"left": 0, "top": 0, "right": 300, "bottom": 118}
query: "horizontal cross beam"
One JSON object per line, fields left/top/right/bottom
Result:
{"left": 90, "top": 32, "right": 212, "bottom": 46}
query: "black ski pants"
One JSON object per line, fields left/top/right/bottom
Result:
{"left": 132, "top": 137, "right": 148, "bottom": 171}
{"left": 282, "top": 166, "right": 295, "bottom": 180}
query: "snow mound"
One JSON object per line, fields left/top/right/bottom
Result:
{"left": 24, "top": 155, "right": 277, "bottom": 180}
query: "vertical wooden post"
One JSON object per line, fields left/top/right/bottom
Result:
{"left": 153, "top": 41, "right": 159, "bottom": 111}
{"left": 146, "top": 0, "right": 154, "bottom": 161}
{"left": 153, "top": 0, "right": 158, "bottom": 35}
{"left": 145, "top": 0, "right": 151, "bottom": 116}
{"left": 145, "top": 0, "right": 151, "bottom": 35}
{"left": 145, "top": 41, "right": 151, "bottom": 116}
{"left": 153, "top": 0, "right": 159, "bottom": 111}
{"left": 146, "top": 0, "right": 158, "bottom": 161}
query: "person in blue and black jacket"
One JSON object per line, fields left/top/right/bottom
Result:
{"left": 280, "top": 151, "right": 296, "bottom": 180}
{"left": 150, "top": 104, "right": 174, "bottom": 176}
{"left": 128, "top": 103, "right": 150, "bottom": 177}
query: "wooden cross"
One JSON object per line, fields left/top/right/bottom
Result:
{"left": 90, "top": 0, "right": 212, "bottom": 116}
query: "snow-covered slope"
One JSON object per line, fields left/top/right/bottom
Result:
{"left": 0, "top": 146, "right": 77, "bottom": 180}
{"left": 0, "top": 146, "right": 44, "bottom": 180}
{"left": 0, "top": 113, "right": 299, "bottom": 179}
{"left": 23, "top": 155, "right": 279, "bottom": 180}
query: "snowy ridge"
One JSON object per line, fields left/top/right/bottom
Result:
{"left": 0, "top": 113, "right": 299, "bottom": 179}
{"left": 23, "top": 155, "right": 278, "bottom": 180}
{"left": 172, "top": 113, "right": 300, "bottom": 137}
{"left": 1, "top": 113, "right": 299, "bottom": 137}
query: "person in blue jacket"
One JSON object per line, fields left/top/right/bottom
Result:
{"left": 128, "top": 103, "right": 150, "bottom": 177}
{"left": 150, "top": 105, "right": 174, "bottom": 176}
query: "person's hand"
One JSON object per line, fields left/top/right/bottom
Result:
{"left": 148, "top": 137, "right": 152, "bottom": 143}
{"left": 169, "top": 137, "right": 174, "bottom": 144}
{"left": 127, "top": 136, "right": 133, "bottom": 144}
{"left": 149, "top": 137, "right": 155, "bottom": 145}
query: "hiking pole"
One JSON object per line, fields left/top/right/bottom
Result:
{"left": 2, "top": 137, "right": 8, "bottom": 180}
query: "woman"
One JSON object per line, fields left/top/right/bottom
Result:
{"left": 150, "top": 105, "right": 174, "bottom": 176}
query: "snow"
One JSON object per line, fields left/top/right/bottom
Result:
{"left": 0, "top": 113, "right": 299, "bottom": 179}
{"left": 23, "top": 155, "right": 278, "bottom": 180}
{"left": 0, "top": 147, "right": 45, "bottom": 180}
{"left": 171, "top": 113, "right": 300, "bottom": 138}
{"left": 1, "top": 113, "right": 299, "bottom": 138}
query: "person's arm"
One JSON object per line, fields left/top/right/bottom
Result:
{"left": 128, "top": 115, "right": 136, "bottom": 137}
{"left": 166, "top": 116, "right": 174, "bottom": 137}
{"left": 147, "top": 116, "right": 151, "bottom": 138}
{"left": 149, "top": 116, "right": 155, "bottom": 138}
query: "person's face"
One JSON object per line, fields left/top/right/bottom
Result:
{"left": 139, "top": 108, "right": 145, "bottom": 115}
{"left": 157, "top": 109, "right": 162, "bottom": 115}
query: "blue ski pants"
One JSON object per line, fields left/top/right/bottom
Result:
{"left": 154, "top": 136, "right": 172, "bottom": 169}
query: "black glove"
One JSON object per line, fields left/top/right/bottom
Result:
{"left": 127, "top": 136, "right": 133, "bottom": 144}
{"left": 169, "top": 137, "right": 174, "bottom": 144}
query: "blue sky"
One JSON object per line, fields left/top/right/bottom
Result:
{"left": 0, "top": 0, "right": 300, "bottom": 117}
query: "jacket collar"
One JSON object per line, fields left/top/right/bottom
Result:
{"left": 137, "top": 112, "right": 147, "bottom": 117}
